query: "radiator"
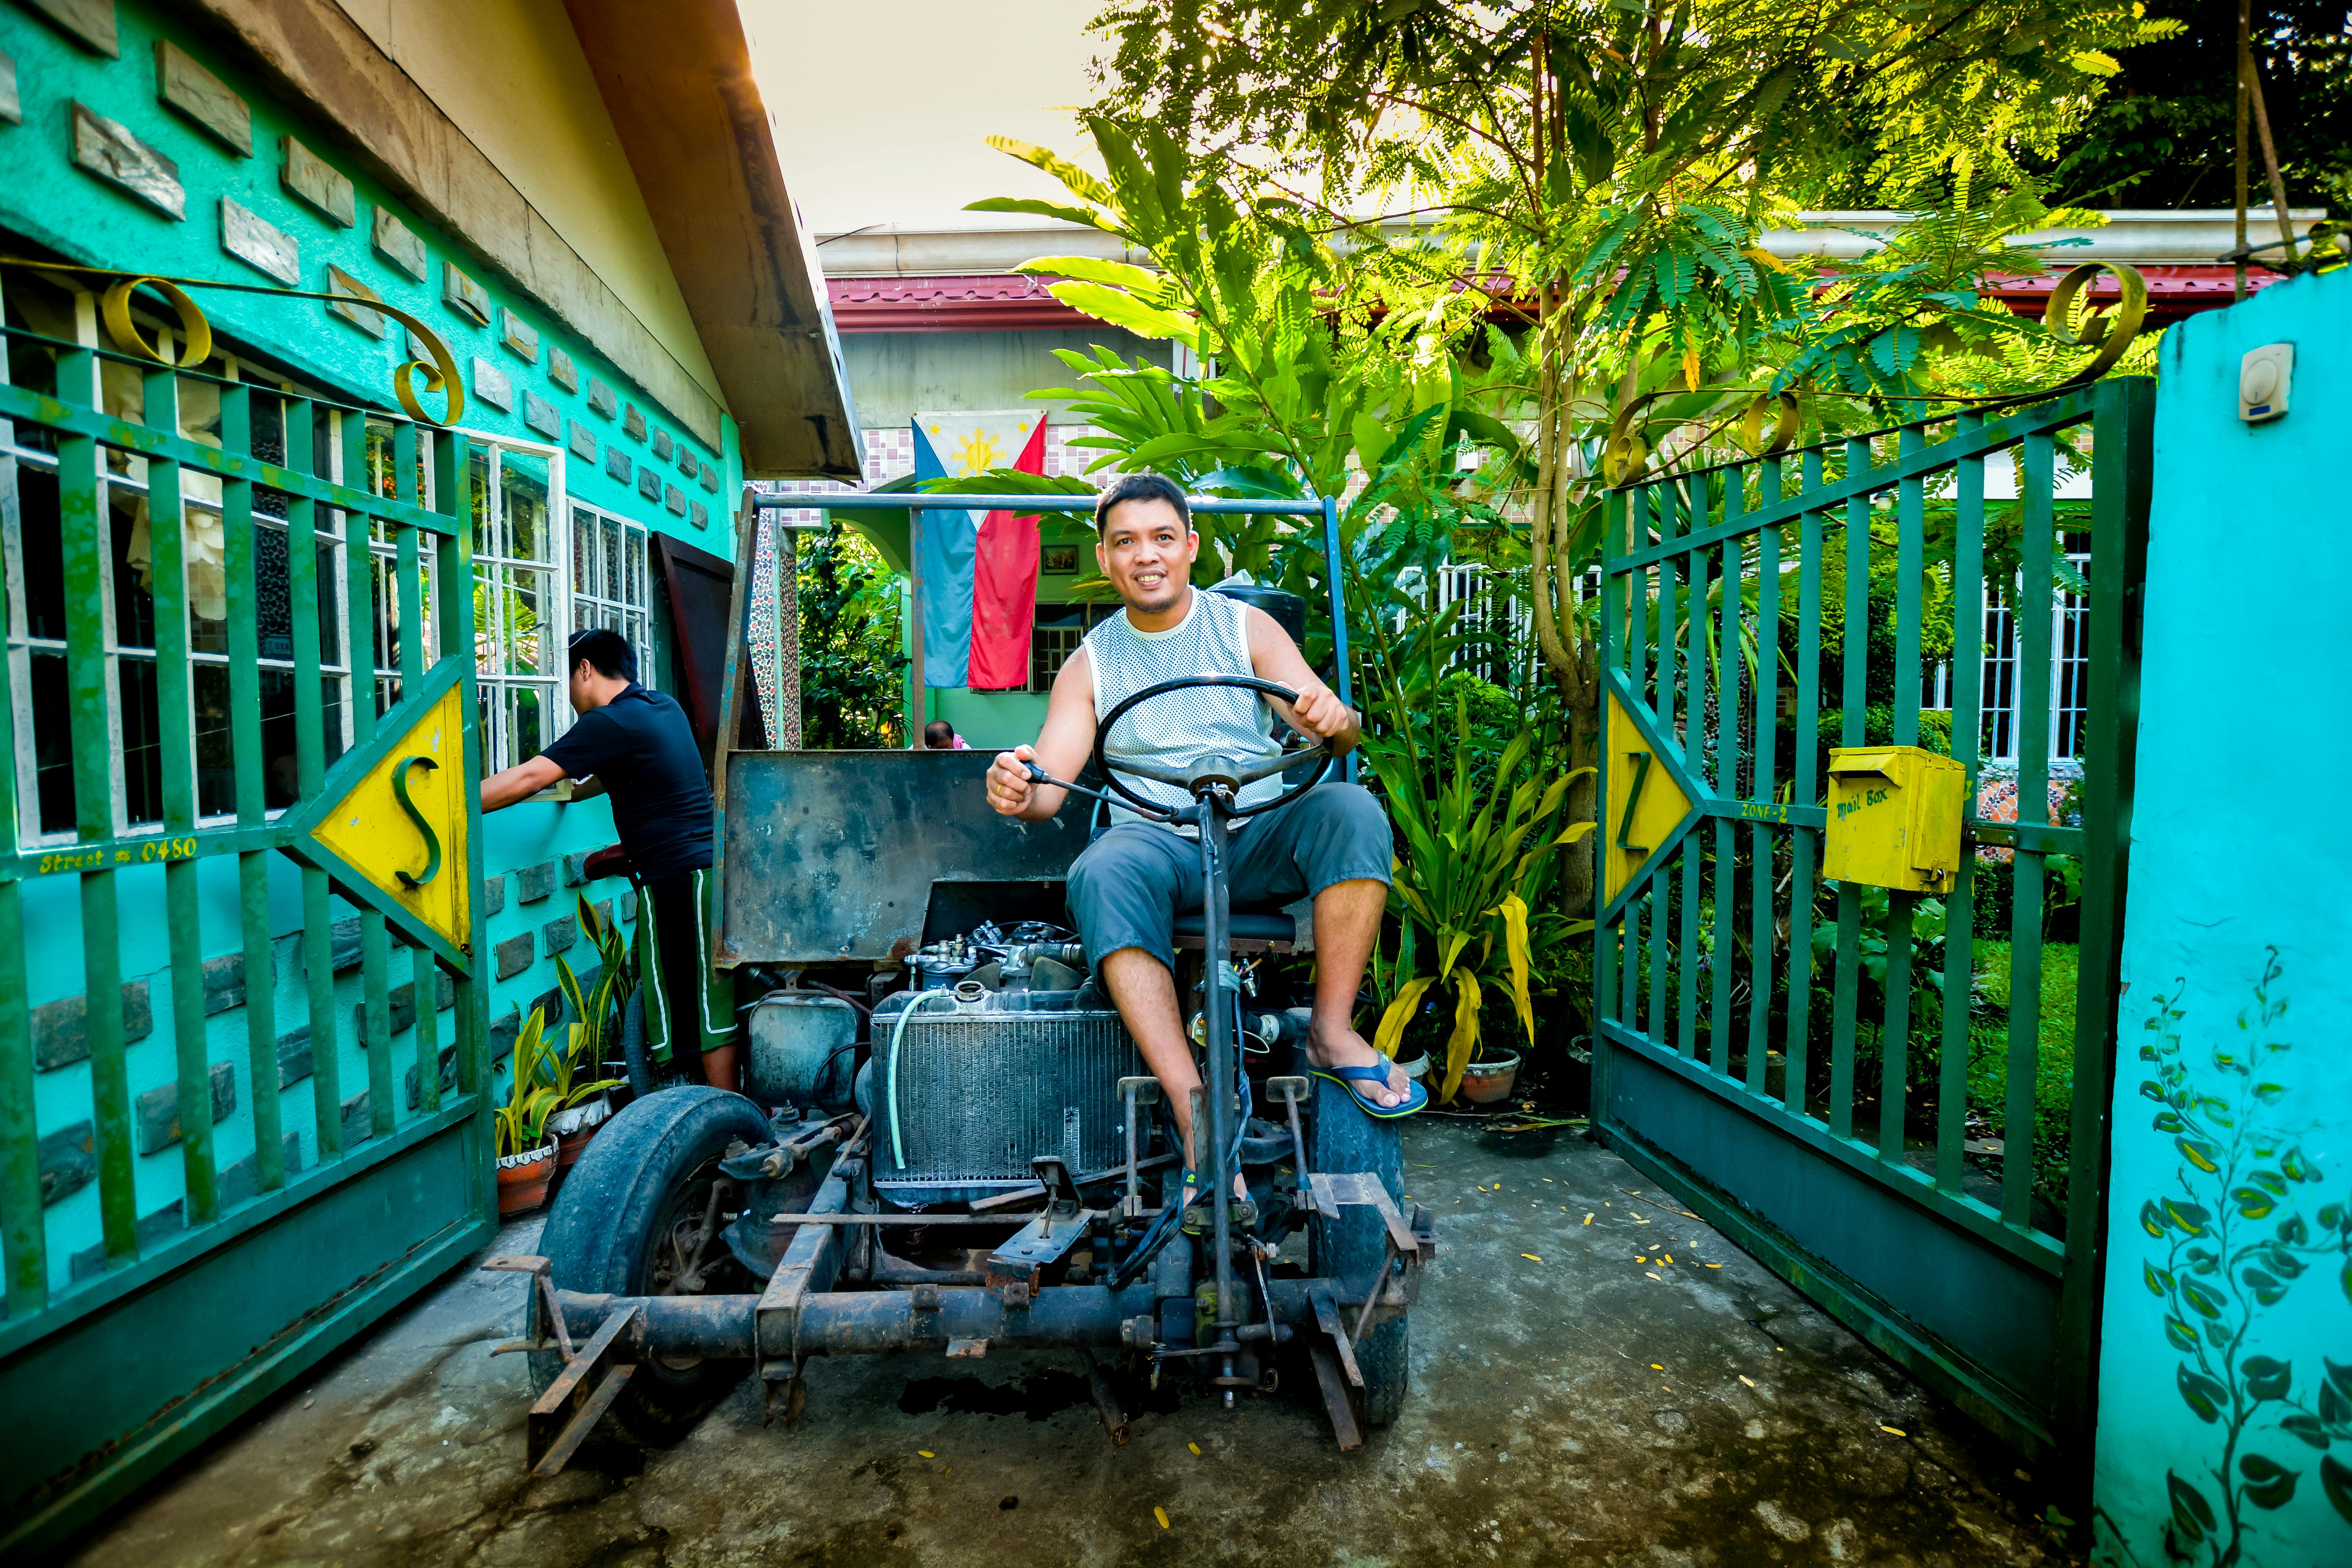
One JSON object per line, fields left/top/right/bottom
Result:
{"left": 872, "top": 997, "right": 1140, "bottom": 1198}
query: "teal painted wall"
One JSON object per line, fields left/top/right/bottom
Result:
{"left": 2, "top": 0, "right": 741, "bottom": 1288}
{"left": 2093, "top": 266, "right": 2352, "bottom": 1564}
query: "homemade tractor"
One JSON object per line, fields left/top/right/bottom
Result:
{"left": 485, "top": 495, "right": 1431, "bottom": 1474}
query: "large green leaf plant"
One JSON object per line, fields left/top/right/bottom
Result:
{"left": 1362, "top": 688, "right": 1596, "bottom": 1102}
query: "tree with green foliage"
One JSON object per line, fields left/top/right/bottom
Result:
{"left": 2025, "top": 0, "right": 2352, "bottom": 211}
{"left": 795, "top": 524, "right": 907, "bottom": 749}
{"left": 977, "top": 0, "right": 2165, "bottom": 912}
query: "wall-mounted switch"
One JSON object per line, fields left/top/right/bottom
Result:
{"left": 2240, "top": 343, "right": 2293, "bottom": 423}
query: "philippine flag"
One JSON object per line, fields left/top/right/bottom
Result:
{"left": 909, "top": 412, "right": 1048, "bottom": 690}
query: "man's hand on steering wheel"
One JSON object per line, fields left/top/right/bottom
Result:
{"left": 1279, "top": 676, "right": 1357, "bottom": 753}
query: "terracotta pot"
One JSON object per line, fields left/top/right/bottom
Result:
{"left": 554, "top": 1118, "right": 604, "bottom": 1175}
{"left": 496, "top": 1142, "right": 556, "bottom": 1216}
{"left": 1455, "top": 1051, "right": 1521, "bottom": 1105}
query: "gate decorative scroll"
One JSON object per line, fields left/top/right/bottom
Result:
{"left": 0, "top": 278, "right": 491, "bottom": 1552}
{"left": 1592, "top": 377, "right": 2153, "bottom": 1462}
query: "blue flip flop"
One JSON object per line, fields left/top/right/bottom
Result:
{"left": 1311, "top": 1063, "right": 1429, "bottom": 1119}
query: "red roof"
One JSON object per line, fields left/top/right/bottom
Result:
{"left": 828, "top": 265, "right": 2277, "bottom": 334}
{"left": 828, "top": 274, "right": 1091, "bottom": 332}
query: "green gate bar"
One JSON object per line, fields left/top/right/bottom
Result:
{"left": 1592, "top": 379, "right": 2152, "bottom": 1463}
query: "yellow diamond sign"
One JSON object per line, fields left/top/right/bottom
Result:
{"left": 1603, "top": 691, "right": 1693, "bottom": 906}
{"left": 310, "top": 684, "right": 471, "bottom": 953}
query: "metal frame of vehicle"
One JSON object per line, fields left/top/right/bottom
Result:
{"left": 490, "top": 491, "right": 1435, "bottom": 1466}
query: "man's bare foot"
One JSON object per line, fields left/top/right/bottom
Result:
{"left": 1303, "top": 1020, "right": 1408, "bottom": 1109}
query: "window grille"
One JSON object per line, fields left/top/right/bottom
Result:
{"left": 570, "top": 502, "right": 652, "bottom": 668}
{"left": 3, "top": 275, "right": 382, "bottom": 843}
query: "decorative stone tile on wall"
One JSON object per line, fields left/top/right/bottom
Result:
{"left": 678, "top": 450, "right": 699, "bottom": 479}
{"left": 218, "top": 1135, "right": 301, "bottom": 1207}
{"left": 666, "top": 484, "right": 686, "bottom": 516}
{"left": 494, "top": 932, "right": 535, "bottom": 981}
{"left": 280, "top": 134, "right": 354, "bottom": 226}
{"left": 568, "top": 421, "right": 596, "bottom": 463}
{"left": 71, "top": 1203, "right": 183, "bottom": 1282}
{"left": 652, "top": 430, "right": 673, "bottom": 461}
{"left": 25, "top": 0, "right": 117, "bottom": 56}
{"left": 542, "top": 915, "right": 576, "bottom": 955}
{"left": 155, "top": 40, "right": 249, "bottom": 155}
{"left": 562, "top": 851, "right": 591, "bottom": 886}
{"left": 606, "top": 447, "right": 632, "bottom": 483}
{"left": 443, "top": 261, "right": 492, "bottom": 327}
{"left": 275, "top": 1026, "right": 313, "bottom": 1089}
{"left": 588, "top": 377, "right": 616, "bottom": 417}
{"left": 483, "top": 874, "right": 506, "bottom": 916}
{"left": 71, "top": 102, "right": 184, "bottom": 219}
{"left": 500, "top": 308, "right": 539, "bottom": 363}
{"left": 637, "top": 467, "right": 662, "bottom": 502}
{"left": 340, "top": 1091, "right": 372, "bottom": 1149}
{"left": 472, "top": 356, "right": 512, "bottom": 412}
{"left": 352, "top": 971, "right": 454, "bottom": 1038}
{"left": 201, "top": 951, "right": 269, "bottom": 1016}
{"left": 548, "top": 346, "right": 578, "bottom": 392}
{"left": 219, "top": 196, "right": 296, "bottom": 284}
{"left": 699, "top": 465, "right": 719, "bottom": 492}
{"left": 135, "top": 1060, "right": 236, "bottom": 1155}
{"left": 38, "top": 1120, "right": 94, "bottom": 1206}
{"left": 325, "top": 263, "right": 386, "bottom": 337}
{"left": 406, "top": 1044, "right": 459, "bottom": 1111}
{"left": 33, "top": 981, "right": 153, "bottom": 1071}
{"left": 690, "top": 501, "right": 708, "bottom": 530}
{"left": 0, "top": 47, "right": 17, "bottom": 126}
{"left": 372, "top": 205, "right": 426, "bottom": 281}
{"left": 524, "top": 392, "right": 560, "bottom": 439}
{"left": 514, "top": 861, "right": 558, "bottom": 903}
{"left": 622, "top": 403, "right": 647, "bottom": 441}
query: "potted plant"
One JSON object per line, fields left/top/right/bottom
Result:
{"left": 494, "top": 1009, "right": 562, "bottom": 1215}
{"left": 1363, "top": 691, "right": 1595, "bottom": 1105}
{"left": 548, "top": 896, "right": 633, "bottom": 1174}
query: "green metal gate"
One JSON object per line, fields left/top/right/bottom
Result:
{"left": 0, "top": 274, "right": 491, "bottom": 1551}
{"left": 1592, "top": 377, "right": 2153, "bottom": 1459}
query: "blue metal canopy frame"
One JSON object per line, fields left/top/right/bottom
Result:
{"left": 777, "top": 492, "right": 1356, "bottom": 763}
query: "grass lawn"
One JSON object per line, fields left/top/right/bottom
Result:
{"left": 1966, "top": 940, "right": 2079, "bottom": 1203}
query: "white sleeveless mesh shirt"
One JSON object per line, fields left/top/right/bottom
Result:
{"left": 1083, "top": 589, "right": 1283, "bottom": 826}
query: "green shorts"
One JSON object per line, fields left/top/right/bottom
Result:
{"left": 636, "top": 868, "right": 737, "bottom": 1060}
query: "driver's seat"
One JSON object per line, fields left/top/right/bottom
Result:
{"left": 1172, "top": 904, "right": 1300, "bottom": 954}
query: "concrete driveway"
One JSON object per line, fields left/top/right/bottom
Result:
{"left": 65, "top": 1121, "right": 2080, "bottom": 1567}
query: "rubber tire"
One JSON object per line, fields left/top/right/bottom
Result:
{"left": 618, "top": 989, "right": 654, "bottom": 1100}
{"left": 1307, "top": 1076, "right": 1410, "bottom": 1426}
{"left": 528, "top": 1086, "right": 771, "bottom": 1446}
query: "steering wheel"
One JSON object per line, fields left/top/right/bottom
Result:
{"left": 1090, "top": 675, "right": 1334, "bottom": 822}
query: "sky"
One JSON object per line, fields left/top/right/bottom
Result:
{"left": 742, "top": 0, "right": 1110, "bottom": 236}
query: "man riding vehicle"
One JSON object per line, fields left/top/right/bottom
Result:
{"left": 481, "top": 628, "right": 739, "bottom": 1091}
{"left": 985, "top": 473, "right": 1426, "bottom": 1206}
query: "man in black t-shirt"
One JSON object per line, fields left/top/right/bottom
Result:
{"left": 481, "top": 629, "right": 739, "bottom": 1091}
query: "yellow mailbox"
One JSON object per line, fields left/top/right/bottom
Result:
{"left": 1824, "top": 745, "right": 1966, "bottom": 894}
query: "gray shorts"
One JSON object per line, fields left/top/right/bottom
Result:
{"left": 1064, "top": 782, "right": 1393, "bottom": 966}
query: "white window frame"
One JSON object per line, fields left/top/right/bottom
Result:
{"left": 463, "top": 430, "right": 571, "bottom": 773}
